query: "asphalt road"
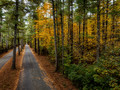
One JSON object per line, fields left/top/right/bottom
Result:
{"left": 0, "top": 48, "right": 18, "bottom": 69}
{"left": 17, "top": 45, "right": 52, "bottom": 90}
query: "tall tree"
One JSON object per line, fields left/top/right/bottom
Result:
{"left": 102, "top": 0, "right": 105, "bottom": 51}
{"left": 82, "top": 0, "right": 86, "bottom": 57}
{"left": 60, "top": 0, "right": 64, "bottom": 72}
{"left": 67, "top": 0, "right": 73, "bottom": 63}
{"left": 69, "top": 0, "right": 73, "bottom": 63}
{"left": 51, "top": 0, "right": 59, "bottom": 71}
{"left": 0, "top": 9, "right": 2, "bottom": 45}
{"left": 111, "top": 0, "right": 115, "bottom": 46}
{"left": 104, "top": 0, "right": 109, "bottom": 50}
{"left": 12, "top": 0, "right": 19, "bottom": 69}
{"left": 96, "top": 0, "right": 100, "bottom": 61}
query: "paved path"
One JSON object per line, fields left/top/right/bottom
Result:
{"left": 0, "top": 48, "right": 18, "bottom": 69}
{"left": 17, "top": 45, "right": 52, "bottom": 90}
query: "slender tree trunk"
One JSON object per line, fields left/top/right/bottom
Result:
{"left": 33, "top": 13, "right": 37, "bottom": 53}
{"left": 0, "top": 32, "right": 1, "bottom": 44}
{"left": 34, "top": 35, "right": 37, "bottom": 52}
{"left": 12, "top": 32, "right": 14, "bottom": 48}
{"left": 82, "top": 0, "right": 86, "bottom": 57}
{"left": 21, "top": 33, "right": 24, "bottom": 51}
{"left": 102, "top": 0, "right": 105, "bottom": 50}
{"left": 0, "top": 9, "right": 2, "bottom": 48}
{"left": 56, "top": 0, "right": 60, "bottom": 47}
{"left": 60, "top": 0, "right": 64, "bottom": 73}
{"left": 111, "top": 0, "right": 115, "bottom": 46}
{"left": 6, "top": 35, "right": 8, "bottom": 52}
{"left": 105, "top": 0, "right": 109, "bottom": 50}
{"left": 18, "top": 30, "right": 20, "bottom": 55}
{"left": 52, "top": 0, "right": 59, "bottom": 72}
{"left": 85, "top": 19, "right": 88, "bottom": 46}
{"left": 78, "top": 21, "right": 81, "bottom": 54}
{"left": 0, "top": 9, "right": 2, "bottom": 44}
{"left": 69, "top": 0, "right": 73, "bottom": 63}
{"left": 20, "top": 39, "right": 22, "bottom": 51}
{"left": 38, "top": 30, "right": 40, "bottom": 55}
{"left": 96, "top": 0, "right": 100, "bottom": 61}
{"left": 12, "top": 0, "right": 19, "bottom": 69}
{"left": 2, "top": 37, "right": 3, "bottom": 52}
{"left": 67, "top": 0, "right": 70, "bottom": 54}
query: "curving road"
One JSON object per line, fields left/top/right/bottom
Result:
{"left": 0, "top": 48, "right": 18, "bottom": 69}
{"left": 17, "top": 45, "right": 52, "bottom": 90}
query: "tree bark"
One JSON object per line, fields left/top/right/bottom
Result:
{"left": 38, "top": 30, "right": 40, "bottom": 55}
{"left": 18, "top": 30, "right": 20, "bottom": 55}
{"left": 105, "top": 0, "right": 109, "bottom": 50}
{"left": 56, "top": 0, "right": 60, "bottom": 47}
{"left": 0, "top": 9, "right": 2, "bottom": 44}
{"left": 96, "top": 0, "right": 100, "bottom": 61}
{"left": 111, "top": 0, "right": 115, "bottom": 46}
{"left": 12, "top": 0, "right": 19, "bottom": 69}
{"left": 67, "top": 0, "right": 70, "bottom": 54}
{"left": 69, "top": 0, "right": 73, "bottom": 63}
{"left": 60, "top": 0, "right": 64, "bottom": 73}
{"left": 52, "top": 0, "right": 59, "bottom": 72}
{"left": 102, "top": 0, "right": 105, "bottom": 50}
{"left": 78, "top": 21, "right": 81, "bottom": 54}
{"left": 82, "top": 0, "right": 86, "bottom": 57}
{"left": 34, "top": 35, "right": 37, "bottom": 52}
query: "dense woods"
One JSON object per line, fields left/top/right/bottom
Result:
{"left": 0, "top": 0, "right": 120, "bottom": 89}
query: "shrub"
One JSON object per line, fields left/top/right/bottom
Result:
{"left": 64, "top": 60, "right": 120, "bottom": 89}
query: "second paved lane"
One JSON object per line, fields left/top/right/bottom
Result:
{"left": 0, "top": 48, "right": 18, "bottom": 69}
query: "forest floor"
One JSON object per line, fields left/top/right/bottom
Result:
{"left": 31, "top": 48, "right": 77, "bottom": 90}
{"left": 0, "top": 48, "right": 24, "bottom": 90}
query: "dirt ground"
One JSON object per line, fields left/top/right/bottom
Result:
{"left": 30, "top": 48, "right": 78, "bottom": 90}
{"left": 0, "top": 49, "right": 25, "bottom": 90}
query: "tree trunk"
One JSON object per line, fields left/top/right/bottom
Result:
{"left": 78, "top": 21, "right": 81, "bottom": 54}
{"left": 111, "top": 0, "right": 115, "bottom": 46}
{"left": 96, "top": 0, "right": 100, "bottom": 61}
{"left": 34, "top": 35, "right": 37, "bottom": 52}
{"left": 56, "top": 0, "right": 60, "bottom": 47}
{"left": 38, "top": 31, "right": 40, "bottom": 55}
{"left": 69, "top": 0, "right": 73, "bottom": 63}
{"left": 52, "top": 0, "right": 59, "bottom": 72}
{"left": 0, "top": 9, "right": 2, "bottom": 47}
{"left": 102, "top": 0, "right": 105, "bottom": 50}
{"left": 12, "top": 0, "right": 19, "bottom": 69}
{"left": 60, "top": 0, "right": 64, "bottom": 73}
{"left": 82, "top": 0, "right": 86, "bottom": 57}
{"left": 0, "top": 8, "right": 2, "bottom": 44}
{"left": 20, "top": 39, "right": 22, "bottom": 51}
{"left": 0, "top": 32, "right": 1, "bottom": 44}
{"left": 6, "top": 36, "right": 8, "bottom": 52}
{"left": 85, "top": 18, "right": 88, "bottom": 48}
{"left": 105, "top": 0, "right": 109, "bottom": 50}
{"left": 67, "top": 0, "right": 70, "bottom": 55}
{"left": 2, "top": 37, "right": 3, "bottom": 52}
{"left": 18, "top": 30, "right": 20, "bottom": 55}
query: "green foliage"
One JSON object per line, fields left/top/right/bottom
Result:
{"left": 64, "top": 47, "right": 120, "bottom": 89}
